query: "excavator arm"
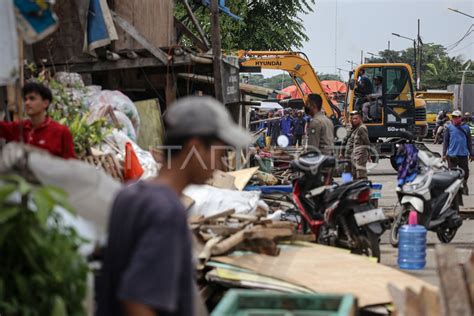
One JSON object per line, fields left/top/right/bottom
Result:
{"left": 237, "top": 50, "right": 341, "bottom": 120}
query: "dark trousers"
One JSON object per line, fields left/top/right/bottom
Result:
{"left": 447, "top": 156, "right": 469, "bottom": 181}
{"left": 294, "top": 134, "right": 303, "bottom": 146}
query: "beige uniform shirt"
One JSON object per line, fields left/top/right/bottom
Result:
{"left": 345, "top": 124, "right": 370, "bottom": 176}
{"left": 307, "top": 111, "right": 334, "bottom": 155}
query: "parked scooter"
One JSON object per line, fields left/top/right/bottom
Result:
{"left": 291, "top": 151, "right": 388, "bottom": 261}
{"left": 433, "top": 122, "right": 447, "bottom": 144}
{"left": 390, "top": 146, "right": 464, "bottom": 247}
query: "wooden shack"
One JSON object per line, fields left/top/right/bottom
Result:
{"left": 33, "top": 0, "right": 175, "bottom": 65}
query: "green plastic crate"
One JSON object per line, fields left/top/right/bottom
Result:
{"left": 211, "top": 290, "right": 356, "bottom": 316}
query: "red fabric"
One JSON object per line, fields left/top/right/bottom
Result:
{"left": 0, "top": 117, "right": 77, "bottom": 159}
{"left": 320, "top": 80, "right": 347, "bottom": 94}
{"left": 277, "top": 83, "right": 312, "bottom": 100}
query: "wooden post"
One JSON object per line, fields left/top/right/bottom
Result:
{"left": 165, "top": 72, "right": 176, "bottom": 107}
{"left": 210, "top": 0, "right": 224, "bottom": 103}
{"left": 435, "top": 245, "right": 472, "bottom": 316}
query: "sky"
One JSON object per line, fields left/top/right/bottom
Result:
{"left": 262, "top": 0, "right": 473, "bottom": 79}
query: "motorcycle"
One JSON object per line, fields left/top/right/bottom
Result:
{"left": 390, "top": 147, "right": 464, "bottom": 247}
{"left": 291, "top": 151, "right": 388, "bottom": 261}
{"left": 433, "top": 119, "right": 448, "bottom": 144}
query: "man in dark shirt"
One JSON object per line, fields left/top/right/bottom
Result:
{"left": 98, "top": 96, "right": 251, "bottom": 316}
{"left": 292, "top": 111, "right": 306, "bottom": 147}
{"left": 0, "top": 82, "right": 76, "bottom": 159}
{"left": 356, "top": 68, "right": 373, "bottom": 96}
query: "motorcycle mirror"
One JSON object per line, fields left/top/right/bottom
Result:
{"left": 335, "top": 126, "right": 348, "bottom": 140}
{"left": 277, "top": 135, "right": 290, "bottom": 148}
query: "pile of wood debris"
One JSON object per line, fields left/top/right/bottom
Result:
{"left": 190, "top": 209, "right": 313, "bottom": 267}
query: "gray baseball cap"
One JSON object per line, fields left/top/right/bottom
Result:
{"left": 164, "top": 96, "right": 252, "bottom": 148}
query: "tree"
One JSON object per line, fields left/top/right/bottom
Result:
{"left": 176, "top": 0, "right": 315, "bottom": 50}
{"left": 240, "top": 72, "right": 342, "bottom": 91}
{"left": 425, "top": 57, "right": 468, "bottom": 89}
{"left": 366, "top": 43, "right": 473, "bottom": 89}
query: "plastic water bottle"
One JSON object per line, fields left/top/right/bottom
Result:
{"left": 398, "top": 211, "right": 427, "bottom": 270}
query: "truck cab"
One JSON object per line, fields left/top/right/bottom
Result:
{"left": 415, "top": 91, "right": 454, "bottom": 138}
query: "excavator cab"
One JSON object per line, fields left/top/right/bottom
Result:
{"left": 346, "top": 64, "right": 418, "bottom": 139}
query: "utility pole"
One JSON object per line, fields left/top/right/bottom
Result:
{"left": 388, "top": 40, "right": 391, "bottom": 51}
{"left": 360, "top": 50, "right": 364, "bottom": 64}
{"left": 211, "top": 0, "right": 224, "bottom": 103}
{"left": 334, "top": 0, "right": 338, "bottom": 75}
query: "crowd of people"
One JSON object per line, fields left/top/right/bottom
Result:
{"left": 250, "top": 107, "right": 311, "bottom": 148}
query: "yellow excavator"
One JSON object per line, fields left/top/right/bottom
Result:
{"left": 237, "top": 50, "right": 342, "bottom": 123}
{"left": 238, "top": 51, "right": 430, "bottom": 168}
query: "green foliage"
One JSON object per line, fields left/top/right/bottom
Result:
{"left": 0, "top": 175, "right": 88, "bottom": 316}
{"left": 367, "top": 43, "right": 474, "bottom": 89}
{"left": 176, "top": 0, "right": 315, "bottom": 50}
{"left": 241, "top": 72, "right": 342, "bottom": 91}
{"left": 37, "top": 76, "right": 112, "bottom": 157}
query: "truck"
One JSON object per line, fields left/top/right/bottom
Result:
{"left": 415, "top": 90, "right": 454, "bottom": 138}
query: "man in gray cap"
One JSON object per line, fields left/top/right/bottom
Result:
{"left": 99, "top": 96, "right": 251, "bottom": 316}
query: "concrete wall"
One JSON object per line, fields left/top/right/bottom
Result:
{"left": 448, "top": 84, "right": 474, "bottom": 113}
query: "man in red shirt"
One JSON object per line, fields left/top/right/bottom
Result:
{"left": 0, "top": 82, "right": 76, "bottom": 159}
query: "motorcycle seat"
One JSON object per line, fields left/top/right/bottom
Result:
{"left": 291, "top": 152, "right": 336, "bottom": 173}
{"left": 324, "top": 180, "right": 370, "bottom": 202}
{"left": 432, "top": 170, "right": 462, "bottom": 190}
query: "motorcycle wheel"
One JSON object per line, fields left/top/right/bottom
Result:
{"left": 389, "top": 209, "right": 408, "bottom": 248}
{"left": 437, "top": 227, "right": 458, "bottom": 243}
{"left": 352, "top": 230, "right": 381, "bottom": 263}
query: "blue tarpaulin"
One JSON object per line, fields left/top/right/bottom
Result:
{"left": 200, "top": 0, "right": 242, "bottom": 21}
{"left": 83, "top": 0, "right": 118, "bottom": 55}
{"left": 14, "top": 0, "right": 58, "bottom": 44}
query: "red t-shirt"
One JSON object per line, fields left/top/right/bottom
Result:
{"left": 0, "top": 117, "right": 77, "bottom": 159}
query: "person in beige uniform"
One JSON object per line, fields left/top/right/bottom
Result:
{"left": 306, "top": 94, "right": 334, "bottom": 155}
{"left": 341, "top": 111, "right": 370, "bottom": 179}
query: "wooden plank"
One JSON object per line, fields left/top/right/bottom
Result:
{"left": 206, "top": 170, "right": 236, "bottom": 190}
{"left": 388, "top": 283, "right": 406, "bottom": 316}
{"left": 210, "top": 0, "right": 224, "bottom": 103}
{"left": 214, "top": 245, "right": 437, "bottom": 307}
{"left": 165, "top": 72, "right": 176, "bottom": 108}
{"left": 111, "top": 0, "right": 134, "bottom": 51}
{"left": 195, "top": 209, "right": 235, "bottom": 224}
{"left": 464, "top": 252, "right": 474, "bottom": 307}
{"left": 211, "top": 227, "right": 249, "bottom": 256}
{"left": 244, "top": 228, "right": 293, "bottom": 240}
{"left": 405, "top": 288, "right": 423, "bottom": 316}
{"left": 435, "top": 245, "right": 472, "bottom": 316}
{"left": 230, "top": 213, "right": 258, "bottom": 222}
{"left": 111, "top": 11, "right": 170, "bottom": 65}
{"left": 419, "top": 287, "right": 442, "bottom": 316}
{"left": 199, "top": 225, "right": 241, "bottom": 236}
{"left": 134, "top": 99, "right": 164, "bottom": 150}
{"left": 133, "top": 0, "right": 174, "bottom": 50}
{"left": 175, "top": 18, "right": 209, "bottom": 52}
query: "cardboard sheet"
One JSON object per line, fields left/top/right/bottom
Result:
{"left": 214, "top": 244, "right": 437, "bottom": 307}
{"left": 227, "top": 167, "right": 259, "bottom": 191}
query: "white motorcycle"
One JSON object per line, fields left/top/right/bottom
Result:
{"left": 390, "top": 150, "right": 464, "bottom": 247}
